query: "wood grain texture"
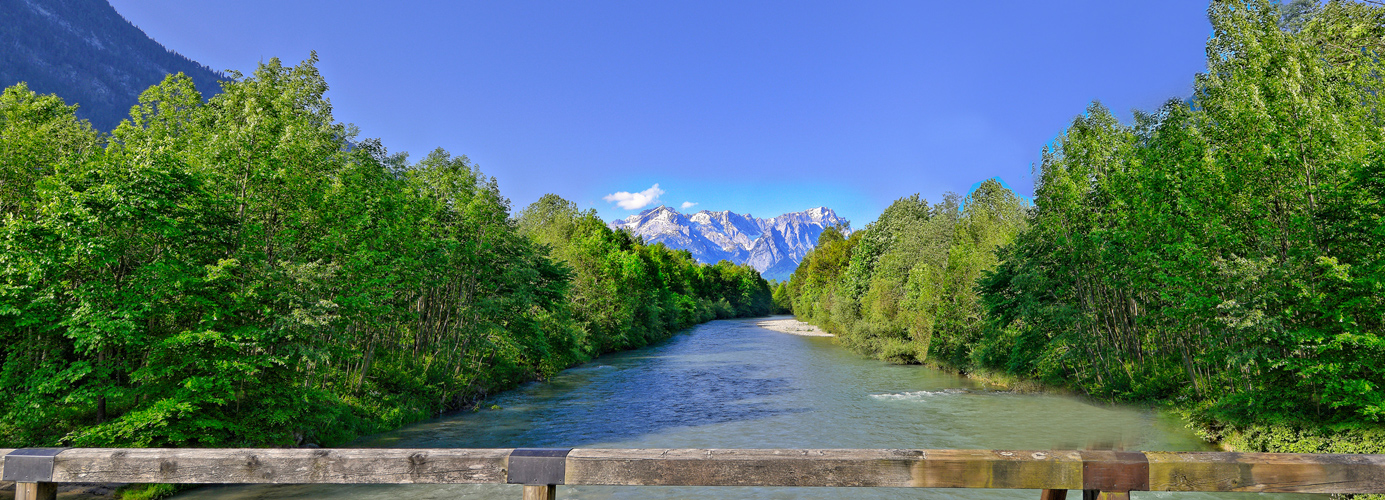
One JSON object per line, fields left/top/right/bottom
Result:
{"left": 49, "top": 448, "right": 511, "bottom": 484}
{"left": 1147, "top": 451, "right": 1385, "bottom": 493}
{"left": 0, "top": 448, "right": 14, "bottom": 478}
{"left": 565, "top": 449, "right": 1084, "bottom": 489}
{"left": 1040, "top": 488, "right": 1069, "bottom": 500}
{"left": 1, "top": 447, "right": 1378, "bottom": 493}
{"left": 1080, "top": 451, "right": 1148, "bottom": 491}
{"left": 523, "top": 484, "right": 557, "bottom": 500}
{"left": 15, "top": 482, "right": 56, "bottom": 500}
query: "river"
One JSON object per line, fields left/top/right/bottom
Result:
{"left": 174, "top": 317, "right": 1316, "bottom": 500}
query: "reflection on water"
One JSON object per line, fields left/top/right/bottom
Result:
{"left": 176, "top": 317, "right": 1320, "bottom": 500}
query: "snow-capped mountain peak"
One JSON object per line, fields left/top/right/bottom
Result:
{"left": 609, "top": 206, "right": 851, "bottom": 280}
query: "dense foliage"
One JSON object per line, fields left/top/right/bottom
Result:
{"left": 0, "top": 55, "right": 771, "bottom": 448}
{"left": 783, "top": 182, "right": 1028, "bottom": 365}
{"left": 787, "top": 0, "right": 1385, "bottom": 432}
{"left": 519, "top": 195, "right": 774, "bottom": 352}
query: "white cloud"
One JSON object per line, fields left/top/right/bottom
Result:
{"left": 681, "top": 201, "right": 698, "bottom": 209}
{"left": 603, "top": 183, "right": 665, "bottom": 210}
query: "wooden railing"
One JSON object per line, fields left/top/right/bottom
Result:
{"left": 5, "top": 447, "right": 1385, "bottom": 500}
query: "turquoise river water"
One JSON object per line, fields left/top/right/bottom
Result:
{"left": 173, "top": 317, "right": 1320, "bottom": 500}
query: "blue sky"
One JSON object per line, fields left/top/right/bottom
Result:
{"left": 107, "top": 1, "right": 1212, "bottom": 227}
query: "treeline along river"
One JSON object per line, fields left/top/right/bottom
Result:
{"left": 174, "top": 318, "right": 1319, "bottom": 500}
{"left": 777, "top": 0, "right": 1385, "bottom": 458}
{"left": 3, "top": 1, "right": 1381, "bottom": 497}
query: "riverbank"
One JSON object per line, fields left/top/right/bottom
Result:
{"left": 931, "top": 363, "right": 1069, "bottom": 396}
{"left": 16, "top": 318, "right": 1372, "bottom": 500}
{"left": 7, "top": 315, "right": 768, "bottom": 500}
{"left": 169, "top": 317, "right": 1240, "bottom": 500}
{"left": 790, "top": 316, "right": 1385, "bottom": 464}
{"left": 755, "top": 318, "right": 834, "bottom": 336}
{"left": 954, "top": 365, "right": 1385, "bottom": 459}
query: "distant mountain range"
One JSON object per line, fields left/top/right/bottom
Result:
{"left": 609, "top": 206, "right": 852, "bottom": 281}
{"left": 1, "top": 0, "right": 225, "bottom": 130}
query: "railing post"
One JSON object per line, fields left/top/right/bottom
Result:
{"left": 1080, "top": 450, "right": 1147, "bottom": 500}
{"left": 4, "top": 448, "right": 65, "bottom": 500}
{"left": 508, "top": 448, "right": 570, "bottom": 500}
{"left": 522, "top": 484, "right": 557, "bottom": 500}
{"left": 1080, "top": 490, "right": 1130, "bottom": 500}
{"left": 15, "top": 482, "right": 57, "bottom": 500}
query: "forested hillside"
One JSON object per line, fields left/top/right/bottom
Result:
{"left": 0, "top": 0, "right": 225, "bottom": 131}
{"left": 0, "top": 55, "right": 771, "bottom": 448}
{"left": 785, "top": 0, "right": 1385, "bottom": 448}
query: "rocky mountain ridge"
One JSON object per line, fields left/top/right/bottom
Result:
{"left": 609, "top": 206, "right": 851, "bottom": 281}
{"left": 1, "top": 0, "right": 226, "bottom": 130}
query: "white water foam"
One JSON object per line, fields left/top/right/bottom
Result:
{"left": 870, "top": 388, "right": 970, "bottom": 401}
{"left": 567, "top": 364, "right": 615, "bottom": 372}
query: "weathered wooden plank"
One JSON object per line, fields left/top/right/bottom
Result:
{"left": 9, "top": 446, "right": 1384, "bottom": 494}
{"left": 0, "top": 448, "right": 14, "bottom": 478}
{"left": 15, "top": 482, "right": 57, "bottom": 500}
{"left": 1079, "top": 450, "right": 1148, "bottom": 491}
{"left": 50, "top": 448, "right": 511, "bottom": 484}
{"left": 1147, "top": 451, "right": 1385, "bottom": 493}
{"left": 565, "top": 449, "right": 1085, "bottom": 489}
{"left": 1040, "top": 488, "right": 1068, "bottom": 500}
{"left": 523, "top": 484, "right": 557, "bottom": 500}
